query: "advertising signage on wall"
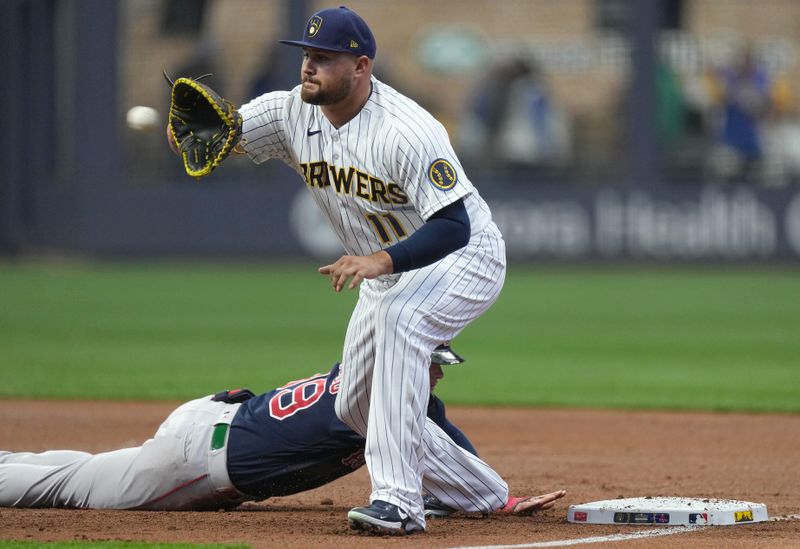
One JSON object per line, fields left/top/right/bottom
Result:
{"left": 291, "top": 184, "right": 800, "bottom": 262}
{"left": 489, "top": 187, "right": 799, "bottom": 261}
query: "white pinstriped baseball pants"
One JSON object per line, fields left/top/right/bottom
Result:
{"left": 335, "top": 222, "right": 508, "bottom": 531}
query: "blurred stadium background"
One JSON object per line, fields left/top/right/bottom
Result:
{"left": 3, "top": 0, "right": 800, "bottom": 262}
{"left": 1, "top": 1, "right": 799, "bottom": 410}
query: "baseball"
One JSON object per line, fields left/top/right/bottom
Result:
{"left": 126, "top": 106, "right": 160, "bottom": 131}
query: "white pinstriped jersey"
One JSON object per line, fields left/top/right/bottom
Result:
{"left": 239, "top": 77, "right": 494, "bottom": 257}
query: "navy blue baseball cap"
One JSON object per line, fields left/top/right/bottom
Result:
{"left": 279, "top": 6, "right": 376, "bottom": 59}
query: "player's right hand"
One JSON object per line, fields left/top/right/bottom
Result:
{"left": 318, "top": 251, "right": 393, "bottom": 292}
{"left": 502, "top": 490, "right": 567, "bottom": 515}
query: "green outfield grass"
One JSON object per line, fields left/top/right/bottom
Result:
{"left": 0, "top": 260, "right": 798, "bottom": 412}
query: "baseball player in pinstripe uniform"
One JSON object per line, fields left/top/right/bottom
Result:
{"left": 231, "top": 6, "right": 509, "bottom": 534}
{"left": 162, "top": 5, "right": 513, "bottom": 533}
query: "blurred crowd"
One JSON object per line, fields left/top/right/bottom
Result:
{"left": 457, "top": 56, "right": 574, "bottom": 183}
{"left": 125, "top": 1, "right": 800, "bottom": 188}
{"left": 154, "top": 45, "right": 799, "bottom": 188}
{"left": 455, "top": 41, "right": 800, "bottom": 187}
{"left": 696, "top": 44, "right": 800, "bottom": 186}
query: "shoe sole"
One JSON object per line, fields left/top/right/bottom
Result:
{"left": 424, "top": 509, "right": 453, "bottom": 519}
{"left": 348, "top": 510, "right": 407, "bottom": 536}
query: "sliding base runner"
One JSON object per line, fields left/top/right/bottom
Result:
{"left": 568, "top": 497, "right": 768, "bottom": 525}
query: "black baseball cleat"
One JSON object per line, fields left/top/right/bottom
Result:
{"left": 423, "top": 494, "right": 454, "bottom": 519}
{"left": 348, "top": 500, "right": 419, "bottom": 535}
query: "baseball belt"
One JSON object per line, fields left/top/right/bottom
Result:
{"left": 207, "top": 402, "right": 245, "bottom": 502}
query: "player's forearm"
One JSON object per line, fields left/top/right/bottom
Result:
{"left": 384, "top": 199, "right": 470, "bottom": 273}
{"left": 427, "top": 396, "right": 479, "bottom": 456}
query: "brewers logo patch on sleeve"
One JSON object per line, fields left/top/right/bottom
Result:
{"left": 428, "top": 159, "right": 458, "bottom": 190}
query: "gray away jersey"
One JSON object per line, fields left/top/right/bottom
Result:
{"left": 239, "top": 77, "right": 494, "bottom": 257}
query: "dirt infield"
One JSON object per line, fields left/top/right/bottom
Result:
{"left": 1, "top": 401, "right": 798, "bottom": 548}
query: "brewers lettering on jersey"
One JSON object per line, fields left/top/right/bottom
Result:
{"left": 240, "top": 6, "right": 507, "bottom": 534}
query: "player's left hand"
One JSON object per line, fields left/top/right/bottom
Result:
{"left": 319, "top": 251, "right": 393, "bottom": 292}
{"left": 502, "top": 490, "right": 567, "bottom": 515}
{"left": 165, "top": 75, "right": 242, "bottom": 178}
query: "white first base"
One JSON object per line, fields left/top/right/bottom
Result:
{"left": 568, "top": 497, "right": 768, "bottom": 526}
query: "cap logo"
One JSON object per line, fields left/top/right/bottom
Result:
{"left": 307, "top": 15, "right": 323, "bottom": 37}
{"left": 279, "top": 8, "right": 376, "bottom": 59}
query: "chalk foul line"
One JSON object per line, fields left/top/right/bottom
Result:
{"left": 446, "top": 514, "right": 798, "bottom": 549}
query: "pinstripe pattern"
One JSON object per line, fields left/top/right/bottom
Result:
{"left": 335, "top": 225, "right": 506, "bottom": 529}
{"left": 421, "top": 418, "right": 508, "bottom": 513}
{"left": 238, "top": 78, "right": 507, "bottom": 530}
{"left": 240, "top": 79, "right": 494, "bottom": 255}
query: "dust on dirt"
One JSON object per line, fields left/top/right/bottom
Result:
{"left": 1, "top": 401, "right": 798, "bottom": 548}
